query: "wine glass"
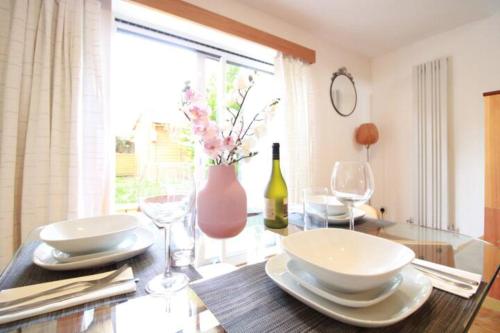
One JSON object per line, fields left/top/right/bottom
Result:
{"left": 139, "top": 163, "right": 195, "bottom": 294}
{"left": 330, "top": 161, "right": 374, "bottom": 230}
{"left": 303, "top": 187, "right": 329, "bottom": 230}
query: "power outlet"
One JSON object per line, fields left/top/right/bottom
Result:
{"left": 379, "top": 207, "right": 386, "bottom": 217}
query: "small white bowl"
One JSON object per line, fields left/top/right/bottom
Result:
{"left": 40, "top": 215, "right": 139, "bottom": 255}
{"left": 308, "top": 195, "right": 347, "bottom": 216}
{"left": 282, "top": 228, "right": 415, "bottom": 293}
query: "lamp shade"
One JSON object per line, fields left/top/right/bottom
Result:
{"left": 356, "top": 123, "right": 379, "bottom": 146}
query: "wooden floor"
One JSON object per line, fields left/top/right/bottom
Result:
{"left": 470, "top": 275, "right": 500, "bottom": 332}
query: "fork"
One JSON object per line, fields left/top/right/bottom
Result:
{"left": 0, "top": 264, "right": 130, "bottom": 309}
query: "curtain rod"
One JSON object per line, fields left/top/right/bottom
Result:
{"left": 115, "top": 18, "right": 274, "bottom": 68}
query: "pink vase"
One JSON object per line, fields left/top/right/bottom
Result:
{"left": 197, "top": 164, "right": 247, "bottom": 238}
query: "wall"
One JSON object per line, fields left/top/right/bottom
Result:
{"left": 186, "top": 0, "right": 372, "bottom": 188}
{"left": 371, "top": 13, "right": 500, "bottom": 237}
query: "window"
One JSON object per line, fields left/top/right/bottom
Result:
{"left": 111, "top": 6, "right": 280, "bottom": 264}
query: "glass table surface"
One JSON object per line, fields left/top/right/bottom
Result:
{"left": 0, "top": 214, "right": 498, "bottom": 333}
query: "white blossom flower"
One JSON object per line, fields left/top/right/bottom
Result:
{"left": 253, "top": 122, "right": 267, "bottom": 139}
{"left": 237, "top": 75, "right": 250, "bottom": 91}
{"left": 264, "top": 109, "right": 277, "bottom": 123}
{"left": 239, "top": 137, "right": 256, "bottom": 155}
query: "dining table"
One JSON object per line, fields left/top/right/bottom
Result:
{"left": 0, "top": 213, "right": 498, "bottom": 333}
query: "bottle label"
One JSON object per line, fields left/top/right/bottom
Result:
{"left": 264, "top": 198, "right": 275, "bottom": 219}
{"left": 264, "top": 198, "right": 288, "bottom": 220}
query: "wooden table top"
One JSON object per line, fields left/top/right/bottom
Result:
{"left": 0, "top": 214, "right": 498, "bottom": 332}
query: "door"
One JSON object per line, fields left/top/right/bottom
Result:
{"left": 483, "top": 90, "right": 500, "bottom": 300}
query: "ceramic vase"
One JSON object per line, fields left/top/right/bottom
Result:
{"left": 197, "top": 164, "right": 247, "bottom": 238}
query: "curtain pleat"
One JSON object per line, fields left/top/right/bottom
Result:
{"left": 0, "top": 0, "right": 111, "bottom": 269}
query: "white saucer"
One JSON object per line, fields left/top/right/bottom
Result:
{"left": 33, "top": 227, "right": 155, "bottom": 271}
{"left": 266, "top": 254, "right": 432, "bottom": 328}
{"left": 328, "top": 208, "right": 365, "bottom": 224}
{"left": 52, "top": 233, "right": 138, "bottom": 263}
{"left": 286, "top": 259, "right": 403, "bottom": 308}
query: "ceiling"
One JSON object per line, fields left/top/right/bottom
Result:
{"left": 233, "top": 0, "right": 500, "bottom": 58}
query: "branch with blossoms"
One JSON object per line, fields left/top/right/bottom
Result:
{"left": 180, "top": 75, "right": 280, "bottom": 165}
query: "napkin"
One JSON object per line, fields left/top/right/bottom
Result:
{"left": 413, "top": 258, "right": 482, "bottom": 298}
{"left": 0, "top": 267, "right": 136, "bottom": 325}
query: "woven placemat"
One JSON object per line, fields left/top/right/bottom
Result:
{"left": 0, "top": 227, "right": 201, "bottom": 331}
{"left": 190, "top": 261, "right": 485, "bottom": 333}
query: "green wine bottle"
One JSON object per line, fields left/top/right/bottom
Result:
{"left": 264, "top": 143, "right": 288, "bottom": 229}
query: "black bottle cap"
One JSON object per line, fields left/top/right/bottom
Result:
{"left": 272, "top": 143, "right": 280, "bottom": 159}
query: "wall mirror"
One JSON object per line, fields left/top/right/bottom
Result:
{"left": 330, "top": 67, "right": 357, "bottom": 117}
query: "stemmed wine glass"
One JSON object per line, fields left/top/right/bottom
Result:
{"left": 139, "top": 164, "right": 196, "bottom": 294}
{"left": 330, "top": 161, "right": 374, "bottom": 231}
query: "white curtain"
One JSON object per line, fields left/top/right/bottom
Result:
{"left": 412, "top": 58, "right": 450, "bottom": 230}
{"left": 0, "top": 0, "right": 111, "bottom": 268}
{"left": 275, "top": 53, "right": 312, "bottom": 205}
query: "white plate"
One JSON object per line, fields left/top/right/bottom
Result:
{"left": 327, "top": 208, "right": 365, "bottom": 224}
{"left": 34, "top": 227, "right": 154, "bottom": 271}
{"left": 286, "top": 259, "right": 403, "bottom": 308}
{"left": 282, "top": 229, "right": 415, "bottom": 293}
{"left": 266, "top": 254, "right": 432, "bottom": 328}
{"left": 40, "top": 215, "right": 139, "bottom": 255}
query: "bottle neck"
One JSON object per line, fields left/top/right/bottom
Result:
{"left": 271, "top": 159, "right": 282, "bottom": 177}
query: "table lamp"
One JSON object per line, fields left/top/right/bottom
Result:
{"left": 355, "top": 123, "right": 379, "bottom": 162}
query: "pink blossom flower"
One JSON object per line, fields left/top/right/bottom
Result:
{"left": 189, "top": 104, "right": 209, "bottom": 121}
{"left": 193, "top": 123, "right": 207, "bottom": 136}
{"left": 184, "top": 88, "right": 203, "bottom": 103}
{"left": 192, "top": 120, "right": 220, "bottom": 141}
{"left": 203, "top": 136, "right": 223, "bottom": 158}
{"left": 222, "top": 136, "right": 236, "bottom": 151}
{"left": 203, "top": 121, "right": 219, "bottom": 139}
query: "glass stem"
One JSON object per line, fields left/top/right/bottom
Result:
{"left": 348, "top": 206, "right": 355, "bottom": 231}
{"left": 164, "top": 224, "right": 172, "bottom": 277}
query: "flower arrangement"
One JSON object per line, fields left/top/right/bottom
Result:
{"left": 181, "top": 75, "right": 279, "bottom": 165}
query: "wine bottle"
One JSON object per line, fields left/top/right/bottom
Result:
{"left": 264, "top": 143, "right": 288, "bottom": 228}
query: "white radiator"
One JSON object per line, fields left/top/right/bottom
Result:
{"left": 412, "top": 58, "right": 451, "bottom": 230}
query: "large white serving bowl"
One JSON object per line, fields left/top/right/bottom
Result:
{"left": 40, "top": 215, "right": 139, "bottom": 255}
{"left": 282, "top": 228, "right": 415, "bottom": 293}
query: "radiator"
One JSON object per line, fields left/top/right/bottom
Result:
{"left": 413, "top": 58, "right": 451, "bottom": 230}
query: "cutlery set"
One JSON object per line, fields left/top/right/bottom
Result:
{"left": 411, "top": 262, "right": 479, "bottom": 286}
{"left": 0, "top": 265, "right": 137, "bottom": 317}
{"left": 0, "top": 265, "right": 138, "bottom": 324}
{"left": 412, "top": 266, "right": 474, "bottom": 290}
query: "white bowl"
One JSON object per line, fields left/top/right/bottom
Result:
{"left": 282, "top": 229, "right": 415, "bottom": 293}
{"left": 40, "top": 215, "right": 139, "bottom": 255}
{"left": 307, "top": 195, "right": 347, "bottom": 216}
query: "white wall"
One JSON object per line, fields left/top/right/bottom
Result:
{"left": 371, "top": 13, "right": 500, "bottom": 237}
{"left": 186, "top": 0, "right": 372, "bottom": 188}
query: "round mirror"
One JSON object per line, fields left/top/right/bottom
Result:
{"left": 330, "top": 67, "right": 357, "bottom": 117}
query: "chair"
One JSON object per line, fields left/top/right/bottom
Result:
{"left": 360, "top": 204, "right": 380, "bottom": 219}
